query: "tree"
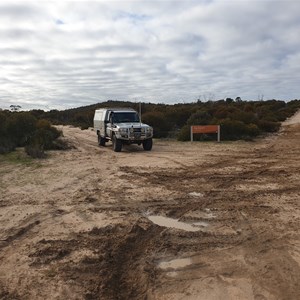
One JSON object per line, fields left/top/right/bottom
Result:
{"left": 142, "top": 111, "right": 172, "bottom": 138}
{"left": 7, "top": 112, "right": 37, "bottom": 146}
{"left": 10, "top": 105, "right": 21, "bottom": 112}
{"left": 187, "top": 110, "right": 211, "bottom": 125}
{"left": 225, "top": 98, "right": 234, "bottom": 104}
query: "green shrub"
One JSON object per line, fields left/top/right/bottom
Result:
{"left": 214, "top": 108, "right": 229, "bottom": 119}
{"left": 36, "top": 119, "right": 52, "bottom": 129}
{"left": 229, "top": 111, "right": 256, "bottom": 124}
{"left": 257, "top": 120, "right": 280, "bottom": 132}
{"left": 217, "top": 119, "right": 251, "bottom": 140}
{"left": 245, "top": 123, "right": 260, "bottom": 136}
{"left": 0, "top": 136, "right": 15, "bottom": 154}
{"left": 177, "top": 125, "right": 190, "bottom": 141}
{"left": 25, "top": 144, "right": 46, "bottom": 159}
{"left": 0, "top": 112, "right": 8, "bottom": 136}
{"left": 0, "top": 112, "right": 63, "bottom": 157}
{"left": 7, "top": 112, "right": 37, "bottom": 146}
{"left": 187, "top": 110, "right": 211, "bottom": 125}
{"left": 142, "top": 111, "right": 172, "bottom": 138}
{"left": 29, "top": 126, "right": 61, "bottom": 151}
{"left": 276, "top": 108, "right": 294, "bottom": 122}
{"left": 25, "top": 125, "right": 62, "bottom": 158}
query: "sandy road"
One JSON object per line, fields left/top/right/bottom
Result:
{"left": 0, "top": 114, "right": 300, "bottom": 299}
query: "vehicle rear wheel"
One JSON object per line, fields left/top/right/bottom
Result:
{"left": 143, "top": 138, "right": 152, "bottom": 151}
{"left": 100, "top": 136, "right": 106, "bottom": 146}
{"left": 112, "top": 135, "right": 122, "bottom": 152}
{"left": 98, "top": 134, "right": 106, "bottom": 146}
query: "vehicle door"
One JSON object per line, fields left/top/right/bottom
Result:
{"left": 105, "top": 111, "right": 114, "bottom": 138}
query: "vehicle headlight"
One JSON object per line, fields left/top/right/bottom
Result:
{"left": 119, "top": 128, "right": 127, "bottom": 134}
{"left": 146, "top": 127, "right": 153, "bottom": 133}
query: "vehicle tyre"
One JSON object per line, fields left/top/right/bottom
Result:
{"left": 112, "top": 135, "right": 122, "bottom": 152}
{"left": 100, "top": 136, "right": 106, "bottom": 146}
{"left": 143, "top": 138, "right": 152, "bottom": 151}
{"left": 98, "top": 134, "right": 106, "bottom": 146}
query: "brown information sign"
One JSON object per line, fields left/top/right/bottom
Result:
{"left": 191, "top": 125, "right": 220, "bottom": 142}
{"left": 191, "top": 125, "right": 219, "bottom": 134}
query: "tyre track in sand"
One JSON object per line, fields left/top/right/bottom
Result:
{"left": 0, "top": 115, "right": 300, "bottom": 299}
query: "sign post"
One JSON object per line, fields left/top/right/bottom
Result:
{"left": 191, "top": 125, "right": 221, "bottom": 142}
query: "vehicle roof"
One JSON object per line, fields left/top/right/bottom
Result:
{"left": 95, "top": 107, "right": 136, "bottom": 112}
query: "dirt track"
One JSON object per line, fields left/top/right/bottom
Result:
{"left": 1, "top": 112, "right": 300, "bottom": 300}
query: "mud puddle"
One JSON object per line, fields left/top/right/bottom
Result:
{"left": 159, "top": 257, "right": 192, "bottom": 270}
{"left": 188, "top": 192, "right": 204, "bottom": 197}
{"left": 193, "top": 221, "right": 209, "bottom": 227}
{"left": 147, "top": 215, "right": 202, "bottom": 232}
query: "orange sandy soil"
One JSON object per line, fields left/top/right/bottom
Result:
{"left": 1, "top": 111, "right": 300, "bottom": 300}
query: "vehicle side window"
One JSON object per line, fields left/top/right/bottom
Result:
{"left": 109, "top": 112, "right": 114, "bottom": 123}
{"left": 105, "top": 111, "right": 111, "bottom": 123}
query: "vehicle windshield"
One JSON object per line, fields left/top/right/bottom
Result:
{"left": 112, "top": 112, "right": 140, "bottom": 123}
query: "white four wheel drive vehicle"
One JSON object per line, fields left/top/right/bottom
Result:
{"left": 93, "top": 108, "right": 153, "bottom": 152}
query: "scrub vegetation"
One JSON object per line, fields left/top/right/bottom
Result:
{"left": 38, "top": 98, "right": 300, "bottom": 140}
{"left": 1, "top": 99, "right": 300, "bottom": 157}
{"left": 0, "top": 111, "right": 63, "bottom": 157}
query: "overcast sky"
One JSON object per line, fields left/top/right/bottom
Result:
{"left": 0, "top": 0, "right": 299, "bottom": 110}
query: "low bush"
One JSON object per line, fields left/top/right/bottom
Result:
{"left": 29, "top": 126, "right": 61, "bottom": 150}
{"left": 51, "top": 137, "right": 74, "bottom": 150}
{"left": 7, "top": 112, "right": 37, "bottom": 146}
{"left": 0, "top": 137, "right": 15, "bottom": 154}
{"left": 177, "top": 125, "right": 190, "bottom": 141}
{"left": 142, "top": 111, "right": 172, "bottom": 138}
{"left": 0, "top": 112, "right": 62, "bottom": 158}
{"left": 1, "top": 99, "right": 300, "bottom": 147}
{"left": 257, "top": 120, "right": 280, "bottom": 132}
{"left": 25, "top": 144, "right": 46, "bottom": 159}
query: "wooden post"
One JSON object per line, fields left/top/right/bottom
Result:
{"left": 217, "top": 125, "right": 220, "bottom": 142}
{"left": 190, "top": 126, "right": 193, "bottom": 142}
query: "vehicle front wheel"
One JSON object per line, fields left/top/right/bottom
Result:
{"left": 143, "top": 138, "right": 152, "bottom": 151}
{"left": 112, "top": 135, "right": 122, "bottom": 152}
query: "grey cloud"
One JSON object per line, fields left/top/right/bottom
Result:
{"left": 0, "top": 28, "right": 35, "bottom": 39}
{"left": 0, "top": 3, "right": 39, "bottom": 18}
{"left": 0, "top": 0, "right": 300, "bottom": 110}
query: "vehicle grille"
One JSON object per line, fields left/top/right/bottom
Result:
{"left": 128, "top": 127, "right": 143, "bottom": 139}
